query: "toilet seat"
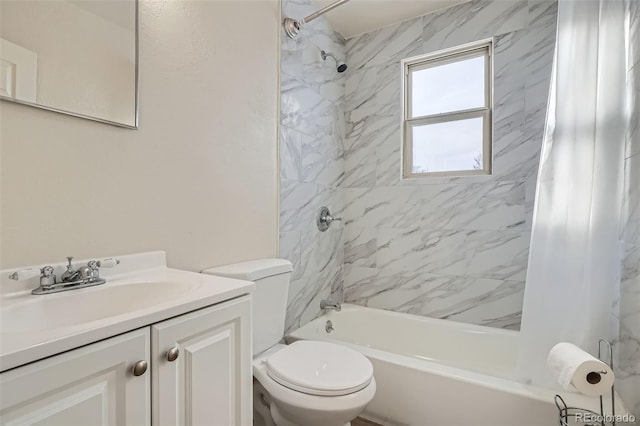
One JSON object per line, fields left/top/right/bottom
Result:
{"left": 266, "top": 340, "right": 373, "bottom": 396}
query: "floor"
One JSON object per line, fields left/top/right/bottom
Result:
{"left": 353, "top": 417, "right": 383, "bottom": 426}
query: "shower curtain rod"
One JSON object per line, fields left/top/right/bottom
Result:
{"left": 283, "top": 0, "right": 350, "bottom": 39}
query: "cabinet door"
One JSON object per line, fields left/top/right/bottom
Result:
{"left": 152, "top": 296, "right": 252, "bottom": 426}
{"left": 0, "top": 328, "right": 150, "bottom": 426}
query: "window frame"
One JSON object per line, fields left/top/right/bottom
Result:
{"left": 401, "top": 39, "right": 494, "bottom": 179}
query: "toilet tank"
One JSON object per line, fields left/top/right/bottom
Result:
{"left": 202, "top": 259, "right": 292, "bottom": 355}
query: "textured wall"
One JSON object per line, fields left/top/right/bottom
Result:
{"left": 342, "top": 0, "right": 557, "bottom": 330}
{"left": 279, "top": 0, "right": 347, "bottom": 331}
{"left": 0, "top": 0, "right": 279, "bottom": 271}
{"left": 616, "top": 0, "right": 640, "bottom": 416}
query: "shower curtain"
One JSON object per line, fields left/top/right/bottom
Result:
{"left": 517, "top": 0, "right": 632, "bottom": 387}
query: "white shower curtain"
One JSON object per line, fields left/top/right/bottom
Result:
{"left": 517, "top": 0, "right": 631, "bottom": 387}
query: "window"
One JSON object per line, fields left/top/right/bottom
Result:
{"left": 402, "top": 40, "right": 493, "bottom": 178}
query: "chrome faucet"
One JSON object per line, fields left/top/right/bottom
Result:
{"left": 320, "top": 299, "right": 341, "bottom": 312}
{"left": 61, "top": 257, "right": 100, "bottom": 284}
{"left": 9, "top": 256, "right": 120, "bottom": 295}
{"left": 61, "top": 256, "right": 81, "bottom": 282}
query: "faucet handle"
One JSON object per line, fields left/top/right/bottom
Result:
{"left": 87, "top": 261, "right": 99, "bottom": 280}
{"left": 9, "top": 266, "right": 57, "bottom": 287}
{"left": 85, "top": 257, "right": 120, "bottom": 281}
{"left": 9, "top": 268, "right": 42, "bottom": 281}
{"left": 325, "top": 214, "right": 342, "bottom": 224}
{"left": 317, "top": 206, "right": 342, "bottom": 232}
{"left": 40, "top": 266, "right": 57, "bottom": 286}
{"left": 96, "top": 258, "right": 120, "bottom": 268}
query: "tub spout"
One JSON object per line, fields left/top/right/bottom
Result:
{"left": 320, "top": 299, "right": 341, "bottom": 312}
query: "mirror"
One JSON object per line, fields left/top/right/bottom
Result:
{"left": 0, "top": 0, "right": 138, "bottom": 128}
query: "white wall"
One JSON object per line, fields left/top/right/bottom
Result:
{"left": 0, "top": 0, "right": 280, "bottom": 271}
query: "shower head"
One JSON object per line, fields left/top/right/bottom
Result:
{"left": 321, "top": 50, "right": 348, "bottom": 73}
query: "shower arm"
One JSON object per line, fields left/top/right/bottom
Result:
{"left": 283, "top": 0, "right": 350, "bottom": 38}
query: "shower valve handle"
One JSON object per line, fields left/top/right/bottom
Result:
{"left": 325, "top": 214, "right": 341, "bottom": 224}
{"left": 317, "top": 206, "right": 341, "bottom": 231}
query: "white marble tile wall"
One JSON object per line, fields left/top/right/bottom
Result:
{"left": 615, "top": 7, "right": 640, "bottom": 414}
{"left": 280, "top": 0, "right": 347, "bottom": 332}
{"left": 617, "top": 242, "right": 640, "bottom": 418}
{"left": 342, "top": 0, "right": 557, "bottom": 330}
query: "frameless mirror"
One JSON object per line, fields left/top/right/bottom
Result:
{"left": 0, "top": 0, "right": 138, "bottom": 128}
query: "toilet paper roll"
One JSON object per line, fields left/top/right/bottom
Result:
{"left": 547, "top": 342, "right": 615, "bottom": 396}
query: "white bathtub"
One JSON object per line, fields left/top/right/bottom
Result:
{"left": 287, "top": 304, "right": 624, "bottom": 426}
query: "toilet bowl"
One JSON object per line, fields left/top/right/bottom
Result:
{"left": 253, "top": 342, "right": 376, "bottom": 426}
{"left": 202, "top": 259, "right": 376, "bottom": 426}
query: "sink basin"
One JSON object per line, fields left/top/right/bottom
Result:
{"left": 0, "top": 251, "right": 255, "bottom": 373}
{"left": 1, "top": 281, "right": 201, "bottom": 333}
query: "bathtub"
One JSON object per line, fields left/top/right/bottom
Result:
{"left": 287, "top": 304, "right": 624, "bottom": 426}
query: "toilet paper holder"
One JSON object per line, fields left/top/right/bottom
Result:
{"left": 555, "top": 339, "right": 617, "bottom": 426}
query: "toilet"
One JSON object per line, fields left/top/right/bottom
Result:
{"left": 202, "top": 259, "right": 376, "bottom": 426}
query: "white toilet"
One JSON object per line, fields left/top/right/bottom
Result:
{"left": 202, "top": 259, "right": 376, "bottom": 426}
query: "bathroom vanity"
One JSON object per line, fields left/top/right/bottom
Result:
{"left": 0, "top": 252, "right": 254, "bottom": 425}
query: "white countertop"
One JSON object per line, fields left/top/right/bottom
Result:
{"left": 0, "top": 252, "right": 254, "bottom": 372}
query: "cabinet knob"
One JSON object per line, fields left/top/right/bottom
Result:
{"left": 131, "top": 360, "right": 148, "bottom": 376}
{"left": 166, "top": 347, "right": 180, "bottom": 362}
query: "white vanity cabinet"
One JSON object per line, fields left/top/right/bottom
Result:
{"left": 0, "top": 328, "right": 151, "bottom": 425}
{"left": 152, "top": 296, "right": 252, "bottom": 426}
{"left": 0, "top": 296, "right": 252, "bottom": 426}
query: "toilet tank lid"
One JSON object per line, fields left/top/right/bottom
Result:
{"left": 201, "top": 258, "right": 292, "bottom": 281}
